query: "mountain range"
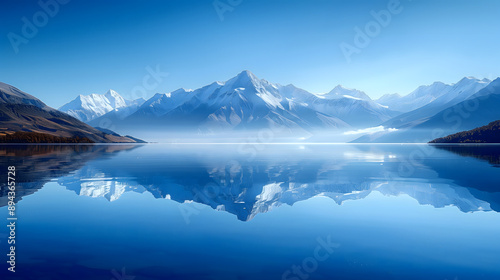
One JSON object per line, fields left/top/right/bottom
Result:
{"left": 355, "top": 77, "right": 500, "bottom": 143}
{"left": 375, "top": 77, "right": 490, "bottom": 113}
{"left": 59, "top": 89, "right": 146, "bottom": 122}
{"left": 59, "top": 71, "right": 400, "bottom": 138}
{"left": 11, "top": 70, "right": 500, "bottom": 143}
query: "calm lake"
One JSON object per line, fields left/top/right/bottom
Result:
{"left": 1, "top": 144, "right": 499, "bottom": 280}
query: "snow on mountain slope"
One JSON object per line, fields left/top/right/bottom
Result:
{"left": 59, "top": 89, "right": 142, "bottom": 122}
{"left": 309, "top": 92, "right": 400, "bottom": 127}
{"left": 318, "top": 85, "right": 372, "bottom": 101}
{"left": 104, "top": 89, "right": 127, "bottom": 108}
{"left": 60, "top": 71, "right": 494, "bottom": 141}
{"left": 156, "top": 71, "right": 349, "bottom": 132}
{"left": 439, "top": 77, "right": 491, "bottom": 105}
{"left": 139, "top": 89, "right": 193, "bottom": 116}
{"left": 126, "top": 82, "right": 223, "bottom": 122}
{"left": 376, "top": 93, "right": 401, "bottom": 105}
{"left": 88, "top": 97, "right": 147, "bottom": 128}
{"left": 377, "top": 82, "right": 452, "bottom": 113}
{"left": 382, "top": 77, "right": 491, "bottom": 129}
{"left": 295, "top": 84, "right": 401, "bottom": 127}
{"left": 87, "top": 71, "right": 404, "bottom": 136}
{"left": 353, "top": 78, "right": 500, "bottom": 143}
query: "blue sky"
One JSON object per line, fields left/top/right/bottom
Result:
{"left": 1, "top": 0, "right": 500, "bottom": 107}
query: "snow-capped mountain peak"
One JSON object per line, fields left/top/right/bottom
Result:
{"left": 223, "top": 70, "right": 261, "bottom": 90}
{"left": 104, "top": 89, "right": 127, "bottom": 108}
{"left": 59, "top": 89, "right": 137, "bottom": 122}
{"left": 235, "top": 70, "right": 259, "bottom": 82}
{"left": 105, "top": 89, "right": 120, "bottom": 97}
{"left": 376, "top": 93, "right": 401, "bottom": 104}
{"left": 411, "top": 81, "right": 449, "bottom": 98}
{"left": 321, "top": 85, "right": 372, "bottom": 101}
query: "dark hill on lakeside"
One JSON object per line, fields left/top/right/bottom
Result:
{"left": 0, "top": 82, "right": 144, "bottom": 143}
{"left": 429, "top": 120, "right": 500, "bottom": 143}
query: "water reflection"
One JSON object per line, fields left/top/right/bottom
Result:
{"left": 433, "top": 144, "right": 500, "bottom": 167}
{"left": 1, "top": 144, "right": 499, "bottom": 220}
{"left": 0, "top": 144, "right": 140, "bottom": 206}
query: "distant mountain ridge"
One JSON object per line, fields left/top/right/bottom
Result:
{"left": 59, "top": 89, "right": 146, "bottom": 122}
{"left": 381, "top": 77, "right": 491, "bottom": 129}
{"left": 354, "top": 78, "right": 500, "bottom": 143}
{"left": 376, "top": 77, "right": 491, "bottom": 113}
{"left": 377, "top": 81, "right": 451, "bottom": 113}
{"left": 320, "top": 85, "right": 372, "bottom": 101}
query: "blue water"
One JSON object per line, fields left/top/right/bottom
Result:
{"left": 0, "top": 144, "right": 499, "bottom": 280}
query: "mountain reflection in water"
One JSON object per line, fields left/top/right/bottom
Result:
{"left": 1, "top": 144, "right": 499, "bottom": 220}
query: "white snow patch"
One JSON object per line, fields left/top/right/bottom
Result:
{"left": 342, "top": 95, "right": 362, "bottom": 100}
{"left": 256, "top": 183, "right": 283, "bottom": 202}
{"left": 257, "top": 92, "right": 284, "bottom": 110}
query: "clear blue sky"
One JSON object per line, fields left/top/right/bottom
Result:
{"left": 1, "top": 0, "right": 500, "bottom": 108}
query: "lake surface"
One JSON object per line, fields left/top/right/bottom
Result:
{"left": 0, "top": 144, "right": 499, "bottom": 280}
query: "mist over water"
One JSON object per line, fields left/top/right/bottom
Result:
{"left": 115, "top": 128, "right": 400, "bottom": 144}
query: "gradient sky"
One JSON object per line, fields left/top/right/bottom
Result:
{"left": 1, "top": 0, "right": 500, "bottom": 108}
